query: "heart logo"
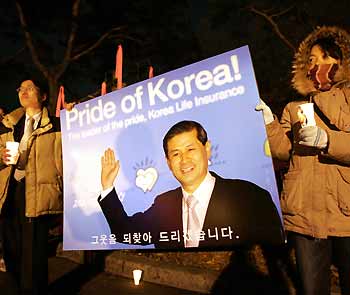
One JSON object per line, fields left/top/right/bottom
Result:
{"left": 135, "top": 167, "right": 158, "bottom": 193}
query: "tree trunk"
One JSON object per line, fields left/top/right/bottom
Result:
{"left": 47, "top": 76, "right": 59, "bottom": 116}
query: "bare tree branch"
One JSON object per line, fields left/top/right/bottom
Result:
{"left": 0, "top": 46, "right": 26, "bottom": 65}
{"left": 55, "top": 0, "right": 81, "bottom": 79}
{"left": 249, "top": 6, "right": 296, "bottom": 52}
{"left": 113, "top": 34, "right": 143, "bottom": 45}
{"left": 270, "top": 6, "right": 294, "bottom": 18}
{"left": 15, "top": 1, "right": 50, "bottom": 78}
{"left": 70, "top": 26, "right": 127, "bottom": 62}
{"left": 15, "top": 0, "right": 132, "bottom": 113}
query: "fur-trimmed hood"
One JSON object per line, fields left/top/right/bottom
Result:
{"left": 292, "top": 26, "right": 350, "bottom": 96}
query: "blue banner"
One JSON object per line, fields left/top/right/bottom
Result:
{"left": 61, "top": 45, "right": 284, "bottom": 250}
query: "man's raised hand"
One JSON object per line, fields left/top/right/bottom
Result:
{"left": 101, "top": 148, "right": 120, "bottom": 190}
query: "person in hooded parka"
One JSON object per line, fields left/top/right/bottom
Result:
{"left": 256, "top": 26, "right": 350, "bottom": 295}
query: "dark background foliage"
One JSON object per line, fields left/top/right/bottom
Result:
{"left": 1, "top": 0, "right": 350, "bottom": 116}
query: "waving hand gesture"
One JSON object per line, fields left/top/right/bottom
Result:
{"left": 101, "top": 148, "right": 120, "bottom": 190}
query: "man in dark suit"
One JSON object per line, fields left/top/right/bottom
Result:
{"left": 98, "top": 120, "right": 284, "bottom": 249}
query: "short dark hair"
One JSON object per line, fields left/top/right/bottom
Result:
{"left": 19, "top": 75, "right": 49, "bottom": 106}
{"left": 163, "top": 120, "right": 208, "bottom": 158}
{"left": 311, "top": 37, "right": 343, "bottom": 61}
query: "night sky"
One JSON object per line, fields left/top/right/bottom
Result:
{"left": 1, "top": 0, "right": 350, "bottom": 115}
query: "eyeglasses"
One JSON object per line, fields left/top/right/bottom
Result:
{"left": 16, "top": 86, "right": 38, "bottom": 93}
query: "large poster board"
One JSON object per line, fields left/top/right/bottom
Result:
{"left": 61, "top": 45, "right": 284, "bottom": 250}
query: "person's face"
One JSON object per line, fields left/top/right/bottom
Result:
{"left": 0, "top": 108, "right": 4, "bottom": 119}
{"left": 308, "top": 45, "right": 339, "bottom": 70}
{"left": 166, "top": 129, "right": 211, "bottom": 193}
{"left": 17, "top": 80, "right": 45, "bottom": 110}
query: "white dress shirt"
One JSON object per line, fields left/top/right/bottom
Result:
{"left": 182, "top": 172, "right": 216, "bottom": 247}
{"left": 26, "top": 112, "right": 41, "bottom": 131}
{"left": 13, "top": 112, "right": 42, "bottom": 180}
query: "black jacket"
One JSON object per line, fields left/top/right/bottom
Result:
{"left": 98, "top": 172, "right": 284, "bottom": 249}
